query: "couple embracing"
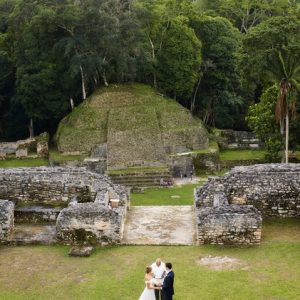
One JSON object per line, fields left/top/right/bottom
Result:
{"left": 138, "top": 258, "right": 175, "bottom": 300}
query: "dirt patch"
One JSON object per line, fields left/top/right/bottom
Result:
{"left": 197, "top": 255, "right": 249, "bottom": 271}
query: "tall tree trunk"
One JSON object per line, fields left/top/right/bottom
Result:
{"left": 29, "top": 118, "right": 34, "bottom": 138}
{"left": 148, "top": 36, "right": 157, "bottom": 89}
{"left": 70, "top": 97, "right": 74, "bottom": 110}
{"left": 191, "top": 76, "right": 201, "bottom": 113}
{"left": 285, "top": 112, "right": 289, "bottom": 163}
{"left": 80, "top": 65, "right": 86, "bottom": 100}
{"left": 102, "top": 71, "right": 109, "bottom": 87}
{"left": 280, "top": 119, "right": 285, "bottom": 163}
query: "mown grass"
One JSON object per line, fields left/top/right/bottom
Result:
{"left": 0, "top": 219, "right": 299, "bottom": 300}
{"left": 0, "top": 158, "right": 49, "bottom": 168}
{"left": 107, "top": 166, "right": 169, "bottom": 175}
{"left": 49, "top": 150, "right": 85, "bottom": 161}
{"left": 219, "top": 149, "right": 266, "bottom": 161}
{"left": 131, "top": 183, "right": 201, "bottom": 206}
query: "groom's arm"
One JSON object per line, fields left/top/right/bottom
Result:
{"left": 162, "top": 275, "right": 173, "bottom": 290}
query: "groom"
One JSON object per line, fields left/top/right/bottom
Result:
{"left": 159, "top": 262, "right": 174, "bottom": 300}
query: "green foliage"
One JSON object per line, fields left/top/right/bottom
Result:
{"left": 246, "top": 85, "right": 282, "bottom": 161}
{"left": 0, "top": 0, "right": 300, "bottom": 146}
{"left": 191, "top": 16, "right": 243, "bottom": 128}
{"left": 241, "top": 16, "right": 300, "bottom": 161}
{"left": 219, "top": 0, "right": 292, "bottom": 33}
{"left": 156, "top": 17, "right": 202, "bottom": 98}
{"left": 240, "top": 16, "right": 300, "bottom": 88}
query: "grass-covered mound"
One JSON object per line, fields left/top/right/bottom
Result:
{"left": 55, "top": 84, "right": 208, "bottom": 168}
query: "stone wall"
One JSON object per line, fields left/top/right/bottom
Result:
{"left": 215, "top": 130, "right": 263, "bottom": 150}
{"left": 197, "top": 205, "right": 262, "bottom": 245}
{"left": 194, "top": 164, "right": 300, "bottom": 246}
{"left": 56, "top": 203, "right": 125, "bottom": 245}
{"left": 0, "top": 133, "right": 49, "bottom": 159}
{"left": 0, "top": 167, "right": 129, "bottom": 245}
{"left": 0, "top": 200, "right": 14, "bottom": 241}
{"left": 51, "top": 158, "right": 107, "bottom": 175}
{"left": 14, "top": 207, "right": 61, "bottom": 223}
{"left": 0, "top": 167, "right": 127, "bottom": 208}
{"left": 195, "top": 164, "right": 300, "bottom": 217}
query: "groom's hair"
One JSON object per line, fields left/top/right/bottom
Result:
{"left": 166, "top": 262, "right": 172, "bottom": 270}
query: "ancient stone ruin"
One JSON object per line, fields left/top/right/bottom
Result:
{"left": 0, "top": 167, "right": 129, "bottom": 245}
{"left": 194, "top": 164, "right": 300, "bottom": 246}
{"left": 0, "top": 133, "right": 49, "bottom": 159}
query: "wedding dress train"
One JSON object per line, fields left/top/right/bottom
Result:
{"left": 138, "top": 279, "right": 156, "bottom": 300}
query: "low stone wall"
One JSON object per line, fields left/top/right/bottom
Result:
{"left": 0, "top": 133, "right": 49, "bottom": 159}
{"left": 0, "top": 200, "right": 14, "bottom": 241}
{"left": 215, "top": 130, "right": 263, "bottom": 150}
{"left": 196, "top": 164, "right": 300, "bottom": 217}
{"left": 51, "top": 158, "right": 107, "bottom": 175}
{"left": 197, "top": 205, "right": 262, "bottom": 245}
{"left": 0, "top": 167, "right": 127, "bottom": 208}
{"left": 194, "top": 164, "right": 300, "bottom": 246}
{"left": 56, "top": 203, "right": 125, "bottom": 245}
{"left": 0, "top": 167, "right": 129, "bottom": 245}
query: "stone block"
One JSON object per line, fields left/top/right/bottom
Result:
{"left": 16, "top": 148, "right": 28, "bottom": 158}
{"left": 56, "top": 202, "right": 123, "bottom": 245}
{"left": 0, "top": 200, "right": 14, "bottom": 241}
{"left": 69, "top": 246, "right": 94, "bottom": 257}
{"left": 197, "top": 205, "right": 262, "bottom": 246}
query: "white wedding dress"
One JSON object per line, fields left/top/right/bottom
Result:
{"left": 138, "top": 279, "right": 156, "bottom": 300}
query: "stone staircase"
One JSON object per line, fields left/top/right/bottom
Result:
{"left": 108, "top": 168, "right": 172, "bottom": 188}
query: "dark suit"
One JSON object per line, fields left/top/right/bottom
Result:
{"left": 162, "top": 270, "right": 174, "bottom": 300}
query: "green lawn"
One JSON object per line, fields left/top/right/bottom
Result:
{"left": 0, "top": 218, "right": 299, "bottom": 300}
{"left": 49, "top": 149, "right": 85, "bottom": 161}
{"left": 131, "top": 184, "right": 201, "bottom": 206}
{"left": 219, "top": 149, "right": 266, "bottom": 161}
{"left": 0, "top": 158, "right": 49, "bottom": 168}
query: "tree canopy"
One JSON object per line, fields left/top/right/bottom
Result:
{"left": 0, "top": 0, "right": 299, "bottom": 147}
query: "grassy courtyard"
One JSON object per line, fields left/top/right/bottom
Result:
{"left": 131, "top": 183, "right": 201, "bottom": 206}
{"left": 0, "top": 158, "right": 49, "bottom": 168}
{"left": 0, "top": 219, "right": 299, "bottom": 300}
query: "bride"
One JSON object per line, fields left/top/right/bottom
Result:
{"left": 138, "top": 266, "right": 161, "bottom": 300}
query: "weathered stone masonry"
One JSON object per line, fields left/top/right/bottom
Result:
{"left": 0, "top": 167, "right": 129, "bottom": 245}
{"left": 195, "top": 164, "right": 300, "bottom": 245}
{"left": 0, "top": 200, "right": 14, "bottom": 240}
{"left": 196, "top": 164, "right": 300, "bottom": 217}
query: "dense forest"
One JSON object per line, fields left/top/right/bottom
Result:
{"left": 0, "top": 0, "right": 300, "bottom": 158}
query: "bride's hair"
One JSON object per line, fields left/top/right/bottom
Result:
{"left": 145, "top": 266, "right": 152, "bottom": 274}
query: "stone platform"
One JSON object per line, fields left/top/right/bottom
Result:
{"left": 5, "top": 224, "right": 57, "bottom": 245}
{"left": 122, "top": 206, "right": 196, "bottom": 245}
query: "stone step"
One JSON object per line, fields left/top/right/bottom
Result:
{"left": 108, "top": 172, "right": 171, "bottom": 177}
{"left": 110, "top": 179, "right": 172, "bottom": 188}
{"left": 109, "top": 170, "right": 172, "bottom": 187}
{"left": 5, "top": 224, "right": 57, "bottom": 245}
{"left": 110, "top": 178, "right": 170, "bottom": 184}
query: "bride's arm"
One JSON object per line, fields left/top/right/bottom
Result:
{"left": 147, "top": 282, "right": 161, "bottom": 290}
